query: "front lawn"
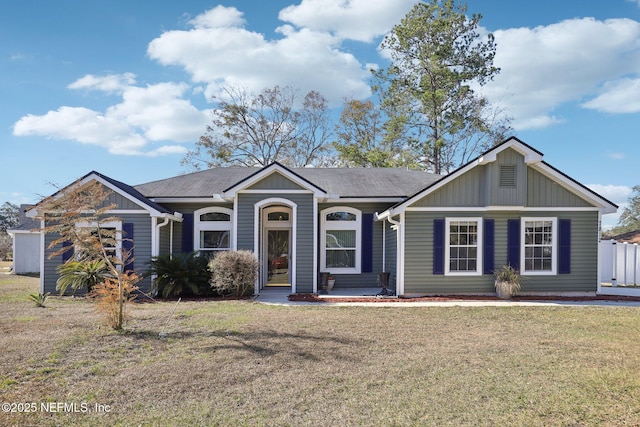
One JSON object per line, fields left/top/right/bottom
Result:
{"left": 2, "top": 265, "right": 640, "bottom": 426}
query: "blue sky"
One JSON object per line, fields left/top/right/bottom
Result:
{"left": 2, "top": 0, "right": 639, "bottom": 229}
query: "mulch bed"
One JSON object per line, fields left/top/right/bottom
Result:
{"left": 288, "top": 293, "right": 640, "bottom": 303}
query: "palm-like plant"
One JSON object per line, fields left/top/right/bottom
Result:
{"left": 146, "top": 252, "right": 211, "bottom": 298}
{"left": 56, "top": 259, "right": 113, "bottom": 295}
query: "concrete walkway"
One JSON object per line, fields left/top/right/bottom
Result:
{"left": 254, "top": 287, "right": 640, "bottom": 307}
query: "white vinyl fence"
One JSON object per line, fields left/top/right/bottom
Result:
{"left": 598, "top": 240, "right": 640, "bottom": 296}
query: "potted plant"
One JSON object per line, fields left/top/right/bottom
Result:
{"left": 493, "top": 264, "right": 521, "bottom": 299}
{"left": 327, "top": 276, "right": 335, "bottom": 291}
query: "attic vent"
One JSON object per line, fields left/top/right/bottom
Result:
{"left": 499, "top": 165, "right": 516, "bottom": 188}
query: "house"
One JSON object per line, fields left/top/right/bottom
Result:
{"left": 7, "top": 204, "right": 41, "bottom": 274}
{"left": 29, "top": 137, "right": 617, "bottom": 296}
{"left": 606, "top": 229, "right": 640, "bottom": 244}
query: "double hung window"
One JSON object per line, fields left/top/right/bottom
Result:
{"left": 320, "top": 207, "right": 361, "bottom": 274}
{"left": 445, "top": 218, "right": 482, "bottom": 275}
{"left": 521, "top": 217, "right": 557, "bottom": 274}
{"left": 194, "top": 207, "right": 233, "bottom": 257}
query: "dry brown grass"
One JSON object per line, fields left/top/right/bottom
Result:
{"left": 2, "top": 262, "right": 640, "bottom": 426}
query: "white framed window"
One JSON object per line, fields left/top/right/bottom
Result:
{"left": 194, "top": 207, "right": 233, "bottom": 256}
{"left": 320, "top": 207, "right": 361, "bottom": 274}
{"left": 445, "top": 217, "right": 482, "bottom": 275}
{"left": 74, "top": 220, "right": 123, "bottom": 262}
{"left": 521, "top": 217, "right": 557, "bottom": 275}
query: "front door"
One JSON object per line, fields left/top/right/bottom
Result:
{"left": 261, "top": 206, "right": 293, "bottom": 288}
{"left": 267, "top": 229, "right": 290, "bottom": 286}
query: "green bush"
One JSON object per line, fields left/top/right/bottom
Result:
{"left": 209, "top": 250, "right": 259, "bottom": 297}
{"left": 56, "top": 259, "right": 113, "bottom": 295}
{"left": 29, "top": 292, "right": 50, "bottom": 308}
{"left": 145, "top": 252, "right": 211, "bottom": 298}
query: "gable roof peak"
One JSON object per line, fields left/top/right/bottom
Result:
{"left": 478, "top": 136, "right": 543, "bottom": 165}
{"left": 221, "top": 161, "right": 327, "bottom": 196}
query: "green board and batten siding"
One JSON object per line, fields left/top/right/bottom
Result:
{"left": 403, "top": 148, "right": 600, "bottom": 295}
{"left": 527, "top": 168, "right": 592, "bottom": 208}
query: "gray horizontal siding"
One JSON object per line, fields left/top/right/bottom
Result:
{"left": 238, "top": 193, "right": 314, "bottom": 293}
{"left": 160, "top": 203, "right": 234, "bottom": 254}
{"left": 318, "top": 202, "right": 394, "bottom": 289}
{"left": 43, "top": 213, "right": 154, "bottom": 294}
{"left": 403, "top": 210, "right": 599, "bottom": 295}
{"left": 385, "top": 219, "right": 398, "bottom": 290}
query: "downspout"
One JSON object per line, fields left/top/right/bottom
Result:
{"left": 381, "top": 219, "right": 386, "bottom": 272}
{"left": 170, "top": 221, "right": 174, "bottom": 256}
{"left": 155, "top": 217, "right": 170, "bottom": 257}
{"left": 386, "top": 216, "right": 400, "bottom": 228}
{"left": 386, "top": 215, "right": 402, "bottom": 296}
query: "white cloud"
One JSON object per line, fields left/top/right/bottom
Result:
{"left": 278, "top": 0, "right": 415, "bottom": 42}
{"left": 588, "top": 184, "right": 633, "bottom": 230}
{"left": 581, "top": 77, "right": 640, "bottom": 113}
{"left": 608, "top": 152, "right": 626, "bottom": 160}
{"left": 13, "top": 81, "right": 209, "bottom": 156}
{"left": 68, "top": 73, "right": 137, "bottom": 94}
{"left": 188, "top": 5, "right": 245, "bottom": 29}
{"left": 480, "top": 18, "right": 640, "bottom": 130}
{"left": 146, "top": 5, "right": 374, "bottom": 106}
{"left": 587, "top": 184, "right": 632, "bottom": 205}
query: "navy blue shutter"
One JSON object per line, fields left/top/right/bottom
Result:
{"left": 62, "top": 240, "right": 74, "bottom": 262}
{"left": 433, "top": 218, "right": 445, "bottom": 275}
{"left": 558, "top": 219, "right": 571, "bottom": 274}
{"left": 182, "top": 213, "right": 194, "bottom": 253}
{"left": 507, "top": 219, "right": 520, "bottom": 270}
{"left": 122, "top": 223, "right": 134, "bottom": 272}
{"left": 361, "top": 213, "right": 374, "bottom": 273}
{"left": 483, "top": 219, "right": 495, "bottom": 274}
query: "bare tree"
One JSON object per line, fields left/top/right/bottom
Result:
{"left": 182, "top": 85, "right": 334, "bottom": 169}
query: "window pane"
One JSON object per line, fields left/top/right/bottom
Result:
{"left": 326, "top": 211, "right": 356, "bottom": 221}
{"left": 523, "top": 220, "right": 554, "bottom": 272}
{"left": 326, "top": 230, "right": 356, "bottom": 248}
{"left": 326, "top": 250, "right": 355, "bottom": 268}
{"left": 200, "top": 212, "right": 230, "bottom": 222}
{"left": 267, "top": 211, "right": 289, "bottom": 221}
{"left": 448, "top": 220, "right": 479, "bottom": 272}
{"left": 200, "top": 231, "right": 230, "bottom": 249}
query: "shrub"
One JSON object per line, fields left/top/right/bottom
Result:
{"left": 29, "top": 292, "right": 50, "bottom": 308}
{"left": 146, "top": 252, "right": 211, "bottom": 298}
{"left": 493, "top": 264, "right": 522, "bottom": 299}
{"left": 56, "top": 259, "right": 113, "bottom": 295}
{"left": 91, "top": 271, "right": 140, "bottom": 330}
{"left": 209, "top": 250, "right": 259, "bottom": 297}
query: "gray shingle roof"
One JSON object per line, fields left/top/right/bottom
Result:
{"left": 134, "top": 167, "right": 440, "bottom": 199}
{"left": 7, "top": 204, "right": 38, "bottom": 233}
